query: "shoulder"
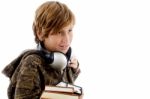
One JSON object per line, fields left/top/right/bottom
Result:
{"left": 20, "top": 50, "right": 45, "bottom": 68}
{"left": 23, "top": 54, "right": 43, "bottom": 65}
{"left": 17, "top": 54, "right": 44, "bottom": 76}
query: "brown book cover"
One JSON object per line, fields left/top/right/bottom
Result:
{"left": 40, "top": 82, "right": 83, "bottom": 99}
{"left": 40, "top": 91, "right": 80, "bottom": 99}
{"left": 44, "top": 85, "right": 74, "bottom": 93}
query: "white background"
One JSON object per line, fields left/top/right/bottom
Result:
{"left": 0, "top": 0, "right": 150, "bottom": 99}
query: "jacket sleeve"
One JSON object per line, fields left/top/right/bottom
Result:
{"left": 14, "top": 55, "right": 43, "bottom": 99}
{"left": 70, "top": 64, "right": 81, "bottom": 80}
{"left": 63, "top": 63, "right": 81, "bottom": 84}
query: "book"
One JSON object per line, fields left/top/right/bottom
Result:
{"left": 40, "top": 82, "right": 83, "bottom": 99}
{"left": 44, "top": 85, "right": 74, "bottom": 93}
{"left": 56, "top": 82, "right": 82, "bottom": 95}
{"left": 40, "top": 91, "right": 80, "bottom": 99}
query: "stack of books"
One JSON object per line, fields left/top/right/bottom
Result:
{"left": 40, "top": 82, "right": 83, "bottom": 99}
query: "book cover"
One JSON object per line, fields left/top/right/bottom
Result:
{"left": 40, "top": 91, "right": 80, "bottom": 99}
{"left": 44, "top": 85, "right": 74, "bottom": 93}
{"left": 56, "top": 81, "right": 82, "bottom": 95}
{"left": 40, "top": 82, "right": 83, "bottom": 99}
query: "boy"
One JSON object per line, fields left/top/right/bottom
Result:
{"left": 2, "top": 1, "right": 81, "bottom": 99}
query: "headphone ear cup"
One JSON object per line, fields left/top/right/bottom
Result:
{"left": 38, "top": 45, "right": 70, "bottom": 71}
{"left": 50, "top": 52, "right": 67, "bottom": 70}
{"left": 42, "top": 51, "right": 67, "bottom": 71}
{"left": 44, "top": 52, "right": 54, "bottom": 64}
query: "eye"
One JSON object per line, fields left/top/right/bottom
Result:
{"left": 68, "top": 29, "right": 72, "bottom": 32}
{"left": 58, "top": 31, "right": 62, "bottom": 35}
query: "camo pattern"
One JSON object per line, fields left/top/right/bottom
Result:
{"left": 2, "top": 50, "right": 80, "bottom": 99}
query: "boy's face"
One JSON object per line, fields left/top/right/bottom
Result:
{"left": 43, "top": 24, "right": 74, "bottom": 54}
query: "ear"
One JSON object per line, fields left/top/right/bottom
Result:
{"left": 37, "top": 32, "right": 44, "bottom": 41}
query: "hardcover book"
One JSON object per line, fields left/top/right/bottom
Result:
{"left": 40, "top": 82, "right": 83, "bottom": 99}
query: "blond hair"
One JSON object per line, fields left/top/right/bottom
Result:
{"left": 32, "top": 1, "right": 75, "bottom": 43}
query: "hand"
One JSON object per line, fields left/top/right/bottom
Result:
{"left": 68, "top": 56, "right": 79, "bottom": 69}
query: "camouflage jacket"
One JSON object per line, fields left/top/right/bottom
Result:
{"left": 2, "top": 50, "right": 80, "bottom": 99}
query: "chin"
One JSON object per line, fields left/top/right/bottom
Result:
{"left": 61, "top": 50, "right": 68, "bottom": 54}
{"left": 57, "top": 47, "right": 69, "bottom": 54}
{"left": 58, "top": 47, "right": 69, "bottom": 54}
{"left": 61, "top": 48, "right": 69, "bottom": 54}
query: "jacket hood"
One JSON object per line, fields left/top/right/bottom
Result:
{"left": 2, "top": 50, "right": 41, "bottom": 78}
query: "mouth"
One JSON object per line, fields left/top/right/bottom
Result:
{"left": 59, "top": 45, "right": 69, "bottom": 50}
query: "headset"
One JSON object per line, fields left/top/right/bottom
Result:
{"left": 37, "top": 43, "right": 72, "bottom": 71}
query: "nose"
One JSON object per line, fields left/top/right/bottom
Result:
{"left": 62, "top": 32, "right": 70, "bottom": 43}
